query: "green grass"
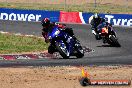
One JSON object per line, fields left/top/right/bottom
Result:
{"left": 0, "top": 33, "right": 49, "bottom": 54}
{"left": 0, "top": 2, "right": 132, "bottom": 13}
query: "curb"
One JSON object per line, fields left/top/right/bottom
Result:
{"left": 0, "top": 31, "right": 55, "bottom": 60}
{"left": 0, "top": 51, "right": 57, "bottom": 60}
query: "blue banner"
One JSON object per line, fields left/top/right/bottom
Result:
{"left": 0, "top": 8, "right": 60, "bottom": 22}
{"left": 0, "top": 8, "right": 131, "bottom": 26}
{"left": 100, "top": 14, "right": 132, "bottom": 26}
{"left": 82, "top": 13, "right": 132, "bottom": 26}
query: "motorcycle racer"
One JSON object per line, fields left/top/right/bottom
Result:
{"left": 41, "top": 18, "right": 78, "bottom": 54}
{"left": 90, "top": 13, "right": 107, "bottom": 40}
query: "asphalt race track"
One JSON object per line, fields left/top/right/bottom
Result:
{"left": 0, "top": 20, "right": 132, "bottom": 66}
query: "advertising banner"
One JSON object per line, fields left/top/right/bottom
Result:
{"left": 0, "top": 8, "right": 60, "bottom": 22}
{"left": 0, "top": 8, "right": 131, "bottom": 26}
{"left": 60, "top": 11, "right": 132, "bottom": 26}
{"left": 83, "top": 13, "right": 132, "bottom": 26}
{"left": 59, "top": 11, "right": 82, "bottom": 23}
{"left": 100, "top": 14, "right": 132, "bottom": 26}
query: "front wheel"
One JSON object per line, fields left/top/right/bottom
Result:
{"left": 55, "top": 41, "right": 69, "bottom": 59}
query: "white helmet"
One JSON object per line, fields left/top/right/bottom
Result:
{"left": 89, "top": 13, "right": 100, "bottom": 24}
{"left": 93, "top": 13, "right": 99, "bottom": 19}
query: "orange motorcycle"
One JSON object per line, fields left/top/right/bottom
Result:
{"left": 97, "top": 22, "right": 121, "bottom": 47}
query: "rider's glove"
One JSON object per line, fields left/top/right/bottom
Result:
{"left": 92, "top": 30, "right": 96, "bottom": 35}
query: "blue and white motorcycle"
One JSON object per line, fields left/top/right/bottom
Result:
{"left": 47, "top": 25, "right": 84, "bottom": 59}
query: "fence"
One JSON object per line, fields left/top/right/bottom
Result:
{"left": 0, "top": 0, "right": 132, "bottom": 13}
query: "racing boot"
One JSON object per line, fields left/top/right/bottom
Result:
{"left": 95, "top": 33, "right": 101, "bottom": 40}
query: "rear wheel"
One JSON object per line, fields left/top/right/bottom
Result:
{"left": 109, "top": 35, "right": 121, "bottom": 47}
{"left": 75, "top": 43, "right": 84, "bottom": 58}
{"left": 55, "top": 41, "right": 69, "bottom": 59}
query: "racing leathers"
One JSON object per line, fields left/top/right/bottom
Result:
{"left": 90, "top": 17, "right": 107, "bottom": 40}
{"left": 90, "top": 17, "right": 106, "bottom": 35}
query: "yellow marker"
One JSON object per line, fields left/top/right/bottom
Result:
{"left": 81, "top": 68, "right": 88, "bottom": 77}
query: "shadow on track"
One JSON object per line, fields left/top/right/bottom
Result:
{"left": 96, "top": 44, "right": 121, "bottom": 48}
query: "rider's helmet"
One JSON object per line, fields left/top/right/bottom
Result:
{"left": 89, "top": 13, "right": 100, "bottom": 24}
{"left": 93, "top": 13, "right": 100, "bottom": 20}
{"left": 41, "top": 18, "right": 50, "bottom": 27}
